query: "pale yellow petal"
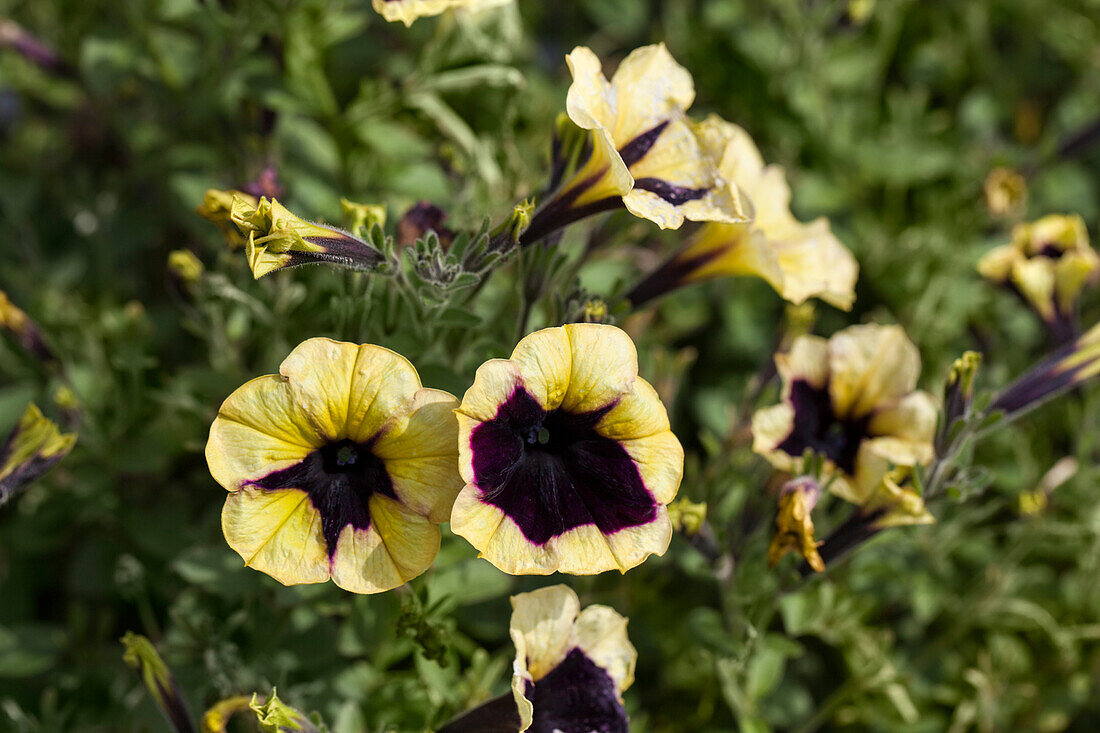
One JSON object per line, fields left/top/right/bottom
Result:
{"left": 279, "top": 337, "right": 360, "bottom": 442}
{"left": 1054, "top": 249, "right": 1099, "bottom": 314}
{"left": 771, "top": 220, "right": 859, "bottom": 310}
{"left": 509, "top": 584, "right": 579, "bottom": 681}
{"left": 751, "top": 403, "right": 796, "bottom": 466}
{"left": 596, "top": 377, "right": 671, "bottom": 440}
{"left": 560, "top": 324, "right": 638, "bottom": 413}
{"left": 597, "top": 508, "right": 673, "bottom": 573}
{"left": 828, "top": 324, "right": 921, "bottom": 419}
{"left": 1010, "top": 257, "right": 1057, "bottom": 322}
{"left": 777, "top": 335, "right": 830, "bottom": 393}
{"left": 867, "top": 391, "right": 937, "bottom": 446}
{"left": 977, "top": 244, "right": 1019, "bottom": 283}
{"left": 456, "top": 358, "right": 523, "bottom": 422}
{"left": 510, "top": 327, "right": 572, "bottom": 411}
{"left": 565, "top": 46, "right": 616, "bottom": 133}
{"left": 605, "top": 43, "right": 695, "bottom": 143}
{"left": 619, "top": 430, "right": 683, "bottom": 504}
{"left": 329, "top": 495, "right": 440, "bottom": 593}
{"left": 574, "top": 604, "right": 637, "bottom": 695}
{"left": 221, "top": 488, "right": 330, "bottom": 586}
{"left": 345, "top": 344, "right": 423, "bottom": 443}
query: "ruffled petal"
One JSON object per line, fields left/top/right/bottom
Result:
{"left": 619, "top": 430, "right": 683, "bottom": 504}
{"left": 596, "top": 377, "right": 671, "bottom": 440}
{"left": 456, "top": 359, "right": 523, "bottom": 422}
{"left": 573, "top": 604, "right": 637, "bottom": 695}
{"left": 771, "top": 219, "right": 859, "bottom": 310}
{"left": 279, "top": 337, "right": 361, "bottom": 441}
{"left": 828, "top": 324, "right": 922, "bottom": 419}
{"left": 221, "top": 487, "right": 331, "bottom": 586}
{"left": 345, "top": 344, "right": 424, "bottom": 442}
{"left": 510, "top": 327, "right": 573, "bottom": 411}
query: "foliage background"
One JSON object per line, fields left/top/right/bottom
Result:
{"left": 2, "top": 0, "right": 1100, "bottom": 730}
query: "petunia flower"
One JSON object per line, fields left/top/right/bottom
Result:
{"left": 1, "top": 403, "right": 77, "bottom": 505}
{"left": 626, "top": 115, "right": 858, "bottom": 309}
{"left": 228, "top": 197, "right": 386, "bottom": 279}
{"left": 372, "top": 0, "right": 512, "bottom": 26}
{"left": 205, "top": 337, "right": 462, "bottom": 593}
{"left": 978, "top": 213, "right": 1099, "bottom": 343}
{"left": 520, "top": 44, "right": 748, "bottom": 246}
{"left": 439, "top": 584, "right": 636, "bottom": 733}
{"left": 752, "top": 323, "right": 937, "bottom": 506}
{"left": 450, "top": 324, "right": 683, "bottom": 575}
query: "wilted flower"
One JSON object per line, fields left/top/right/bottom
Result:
{"left": 983, "top": 167, "right": 1027, "bottom": 219}
{"left": 978, "top": 214, "right": 1098, "bottom": 342}
{"left": 196, "top": 189, "right": 257, "bottom": 250}
{"left": 521, "top": 44, "right": 748, "bottom": 245}
{"left": 752, "top": 324, "right": 937, "bottom": 506}
{"left": 229, "top": 197, "right": 385, "bottom": 279}
{"left": 0, "top": 289, "right": 57, "bottom": 364}
{"left": 991, "top": 320, "right": 1100, "bottom": 418}
{"left": 627, "top": 116, "right": 858, "bottom": 309}
{"left": 206, "top": 338, "right": 462, "bottom": 593}
{"left": 121, "top": 632, "right": 195, "bottom": 733}
{"left": 372, "top": 0, "right": 512, "bottom": 26}
{"left": 768, "top": 476, "right": 824, "bottom": 572}
{"left": 450, "top": 324, "right": 683, "bottom": 575}
{"left": 1, "top": 403, "right": 77, "bottom": 505}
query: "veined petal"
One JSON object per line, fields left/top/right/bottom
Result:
{"left": 221, "top": 487, "right": 331, "bottom": 586}
{"left": 279, "top": 338, "right": 361, "bottom": 441}
{"left": 346, "top": 344, "right": 423, "bottom": 443}
{"left": 330, "top": 495, "right": 440, "bottom": 593}
{"left": 828, "top": 324, "right": 922, "bottom": 419}
{"left": 373, "top": 389, "right": 462, "bottom": 523}
{"left": 619, "top": 430, "right": 683, "bottom": 504}
{"left": 596, "top": 377, "right": 671, "bottom": 440}
{"left": 510, "top": 327, "right": 573, "bottom": 411}
{"left": 560, "top": 323, "right": 638, "bottom": 413}
{"left": 456, "top": 359, "right": 523, "bottom": 422}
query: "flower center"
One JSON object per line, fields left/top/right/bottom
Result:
{"left": 776, "top": 380, "right": 868, "bottom": 475}
{"left": 252, "top": 437, "right": 396, "bottom": 557}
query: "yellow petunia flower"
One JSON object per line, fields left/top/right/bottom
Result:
{"left": 1, "top": 403, "right": 77, "bottom": 505}
{"left": 372, "top": 0, "right": 512, "bottom": 26}
{"left": 205, "top": 338, "right": 462, "bottom": 594}
{"left": 520, "top": 44, "right": 748, "bottom": 245}
{"left": 978, "top": 214, "right": 1098, "bottom": 340}
{"left": 228, "top": 197, "right": 386, "bottom": 279}
{"left": 450, "top": 324, "right": 683, "bottom": 575}
{"left": 752, "top": 324, "right": 936, "bottom": 506}
{"left": 627, "top": 115, "right": 858, "bottom": 309}
{"left": 509, "top": 585, "right": 636, "bottom": 732}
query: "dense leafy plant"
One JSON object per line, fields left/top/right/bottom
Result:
{"left": 3, "top": 1, "right": 1100, "bottom": 731}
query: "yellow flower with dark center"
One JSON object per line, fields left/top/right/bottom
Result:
{"left": 768, "top": 477, "right": 824, "bottom": 572}
{"left": 1, "top": 403, "right": 77, "bottom": 505}
{"left": 450, "top": 324, "right": 683, "bottom": 575}
{"left": 978, "top": 214, "right": 1098, "bottom": 339}
{"left": 627, "top": 116, "right": 858, "bottom": 309}
{"left": 229, "top": 197, "right": 386, "bottom": 279}
{"left": 509, "top": 585, "right": 636, "bottom": 732}
{"left": 520, "top": 44, "right": 748, "bottom": 245}
{"left": 206, "top": 338, "right": 462, "bottom": 593}
{"left": 752, "top": 324, "right": 936, "bottom": 506}
{"left": 372, "top": 0, "right": 512, "bottom": 26}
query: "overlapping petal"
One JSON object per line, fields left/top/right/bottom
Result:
{"left": 452, "top": 324, "right": 682, "bottom": 575}
{"left": 206, "top": 337, "right": 461, "bottom": 593}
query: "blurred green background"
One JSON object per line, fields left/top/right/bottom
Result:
{"left": 2, "top": 0, "right": 1100, "bottom": 730}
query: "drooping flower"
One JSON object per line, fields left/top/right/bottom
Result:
{"left": 372, "top": 0, "right": 512, "bottom": 26}
{"left": 520, "top": 44, "right": 748, "bottom": 245}
{"left": 450, "top": 324, "right": 683, "bottom": 575}
{"left": 206, "top": 337, "right": 462, "bottom": 593}
{"left": 228, "top": 197, "right": 386, "bottom": 279}
{"left": 752, "top": 324, "right": 937, "bottom": 506}
{"left": 440, "top": 585, "right": 636, "bottom": 733}
{"left": 768, "top": 477, "right": 824, "bottom": 572}
{"left": 626, "top": 115, "right": 858, "bottom": 310}
{"left": 0, "top": 403, "right": 77, "bottom": 505}
{"left": 978, "top": 214, "right": 1099, "bottom": 343}
{"left": 983, "top": 166, "right": 1027, "bottom": 220}
{"left": 121, "top": 632, "right": 196, "bottom": 733}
